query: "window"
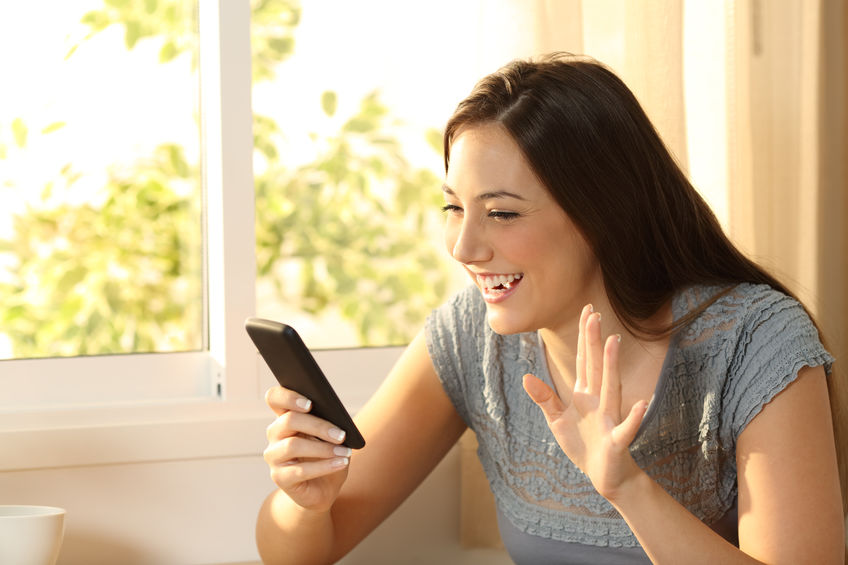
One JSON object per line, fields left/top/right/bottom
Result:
{"left": 0, "top": 0, "right": 256, "bottom": 410}
{"left": 0, "top": 1, "right": 203, "bottom": 361}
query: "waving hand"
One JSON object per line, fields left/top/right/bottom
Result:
{"left": 523, "top": 305, "right": 648, "bottom": 500}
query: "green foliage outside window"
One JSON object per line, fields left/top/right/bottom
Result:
{"left": 0, "top": 0, "right": 452, "bottom": 358}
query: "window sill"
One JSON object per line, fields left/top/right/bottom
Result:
{"left": 0, "top": 400, "right": 271, "bottom": 472}
{"left": 0, "top": 346, "right": 401, "bottom": 472}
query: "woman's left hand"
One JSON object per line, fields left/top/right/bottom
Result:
{"left": 523, "top": 305, "right": 649, "bottom": 501}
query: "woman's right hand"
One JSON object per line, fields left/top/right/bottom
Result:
{"left": 263, "top": 386, "right": 353, "bottom": 513}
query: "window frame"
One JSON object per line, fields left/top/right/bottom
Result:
{"left": 0, "top": 0, "right": 254, "bottom": 409}
{"left": 0, "top": 0, "right": 260, "bottom": 470}
{"left": 0, "top": 0, "right": 399, "bottom": 473}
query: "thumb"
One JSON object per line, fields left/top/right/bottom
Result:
{"left": 523, "top": 374, "right": 566, "bottom": 420}
{"left": 611, "top": 400, "right": 648, "bottom": 447}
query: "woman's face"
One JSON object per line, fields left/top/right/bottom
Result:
{"left": 443, "top": 123, "right": 602, "bottom": 335}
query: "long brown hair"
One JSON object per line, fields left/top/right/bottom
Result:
{"left": 444, "top": 53, "right": 846, "bottom": 513}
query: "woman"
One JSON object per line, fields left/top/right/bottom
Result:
{"left": 257, "top": 54, "right": 846, "bottom": 564}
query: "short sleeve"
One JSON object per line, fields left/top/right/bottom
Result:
{"left": 723, "top": 286, "right": 834, "bottom": 441}
{"left": 424, "top": 285, "right": 485, "bottom": 426}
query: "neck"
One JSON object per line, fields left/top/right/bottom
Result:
{"left": 539, "top": 299, "right": 672, "bottom": 392}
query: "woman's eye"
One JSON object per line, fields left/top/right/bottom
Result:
{"left": 441, "top": 204, "right": 463, "bottom": 215}
{"left": 489, "top": 210, "right": 519, "bottom": 221}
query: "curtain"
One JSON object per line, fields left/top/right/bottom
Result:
{"left": 727, "top": 0, "right": 848, "bottom": 531}
{"left": 460, "top": 0, "right": 847, "bottom": 548}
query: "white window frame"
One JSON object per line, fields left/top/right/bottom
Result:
{"left": 0, "top": 0, "right": 400, "bottom": 473}
{"left": 1, "top": 0, "right": 262, "bottom": 468}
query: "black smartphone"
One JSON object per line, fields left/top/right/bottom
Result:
{"left": 246, "top": 317, "right": 366, "bottom": 449}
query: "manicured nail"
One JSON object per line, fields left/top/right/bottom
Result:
{"left": 328, "top": 427, "right": 346, "bottom": 442}
{"left": 615, "top": 334, "right": 622, "bottom": 343}
{"left": 295, "top": 397, "right": 312, "bottom": 411}
{"left": 334, "top": 446, "right": 353, "bottom": 457}
{"left": 587, "top": 304, "right": 594, "bottom": 313}
{"left": 330, "top": 457, "right": 350, "bottom": 468}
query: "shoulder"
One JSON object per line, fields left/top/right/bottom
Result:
{"left": 678, "top": 282, "right": 824, "bottom": 352}
{"left": 710, "top": 283, "right": 828, "bottom": 366}
{"left": 683, "top": 283, "right": 833, "bottom": 438}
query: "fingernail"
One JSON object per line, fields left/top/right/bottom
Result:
{"left": 330, "top": 457, "right": 350, "bottom": 468}
{"left": 587, "top": 304, "right": 594, "bottom": 313}
{"left": 295, "top": 397, "right": 312, "bottom": 411}
{"left": 328, "top": 427, "right": 346, "bottom": 442}
{"left": 616, "top": 333, "right": 622, "bottom": 343}
{"left": 334, "top": 446, "right": 353, "bottom": 457}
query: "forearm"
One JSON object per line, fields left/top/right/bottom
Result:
{"left": 611, "top": 471, "right": 762, "bottom": 565}
{"left": 256, "top": 489, "right": 337, "bottom": 565}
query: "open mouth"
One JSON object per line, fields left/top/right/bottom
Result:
{"left": 476, "top": 273, "right": 523, "bottom": 294}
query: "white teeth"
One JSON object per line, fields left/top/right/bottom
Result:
{"left": 476, "top": 273, "right": 523, "bottom": 290}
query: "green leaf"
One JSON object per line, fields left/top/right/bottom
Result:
{"left": 1, "top": 304, "right": 26, "bottom": 324}
{"left": 321, "top": 91, "right": 337, "bottom": 117}
{"left": 159, "top": 41, "right": 179, "bottom": 63}
{"left": 267, "top": 36, "right": 294, "bottom": 57}
{"left": 125, "top": 21, "right": 142, "bottom": 49}
{"left": 57, "top": 266, "right": 87, "bottom": 293}
{"left": 342, "top": 117, "right": 375, "bottom": 134}
{"left": 40, "top": 181, "right": 54, "bottom": 202}
{"left": 80, "top": 10, "right": 110, "bottom": 31}
{"left": 41, "top": 121, "right": 67, "bottom": 135}
{"left": 167, "top": 145, "right": 189, "bottom": 177}
{"left": 11, "top": 118, "right": 27, "bottom": 148}
{"left": 64, "top": 44, "right": 80, "bottom": 60}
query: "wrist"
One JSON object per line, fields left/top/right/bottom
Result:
{"left": 605, "top": 467, "right": 655, "bottom": 510}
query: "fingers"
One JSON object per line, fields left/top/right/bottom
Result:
{"left": 264, "top": 405, "right": 352, "bottom": 488}
{"left": 270, "top": 456, "right": 351, "bottom": 490}
{"left": 574, "top": 304, "right": 593, "bottom": 392}
{"left": 585, "top": 311, "right": 603, "bottom": 395}
{"left": 264, "top": 385, "right": 349, "bottom": 474}
{"left": 599, "top": 333, "right": 622, "bottom": 420}
{"left": 265, "top": 385, "right": 313, "bottom": 417}
{"left": 266, "top": 410, "right": 348, "bottom": 446}
{"left": 523, "top": 373, "right": 566, "bottom": 421}
{"left": 265, "top": 435, "right": 352, "bottom": 465}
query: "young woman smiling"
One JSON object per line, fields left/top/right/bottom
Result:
{"left": 257, "top": 54, "right": 846, "bottom": 564}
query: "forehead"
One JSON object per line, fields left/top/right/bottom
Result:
{"left": 445, "top": 124, "right": 550, "bottom": 201}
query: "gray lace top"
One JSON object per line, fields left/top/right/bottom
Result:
{"left": 424, "top": 283, "right": 833, "bottom": 564}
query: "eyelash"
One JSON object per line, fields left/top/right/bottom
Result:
{"left": 440, "top": 205, "right": 520, "bottom": 221}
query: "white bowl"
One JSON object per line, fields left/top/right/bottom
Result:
{"left": 0, "top": 506, "right": 66, "bottom": 565}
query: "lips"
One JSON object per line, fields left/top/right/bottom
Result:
{"left": 476, "top": 273, "right": 523, "bottom": 290}
{"left": 475, "top": 273, "right": 523, "bottom": 303}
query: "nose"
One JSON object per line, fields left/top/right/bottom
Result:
{"left": 447, "top": 216, "right": 491, "bottom": 265}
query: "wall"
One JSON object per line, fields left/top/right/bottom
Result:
{"left": 0, "top": 442, "right": 511, "bottom": 564}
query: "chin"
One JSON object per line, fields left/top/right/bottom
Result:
{"left": 485, "top": 309, "right": 533, "bottom": 336}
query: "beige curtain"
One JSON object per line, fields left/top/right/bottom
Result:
{"left": 460, "top": 0, "right": 847, "bottom": 549}
{"left": 727, "top": 0, "right": 847, "bottom": 359}
{"left": 728, "top": 0, "right": 848, "bottom": 536}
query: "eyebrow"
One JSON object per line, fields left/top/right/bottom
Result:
{"left": 441, "top": 184, "right": 528, "bottom": 202}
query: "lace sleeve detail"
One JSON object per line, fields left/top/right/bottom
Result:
{"left": 724, "top": 285, "right": 834, "bottom": 441}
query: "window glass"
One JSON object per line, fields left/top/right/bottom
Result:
{"left": 0, "top": 1, "right": 202, "bottom": 360}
